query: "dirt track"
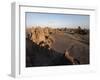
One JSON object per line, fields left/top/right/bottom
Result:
{"left": 51, "top": 33, "right": 89, "bottom": 64}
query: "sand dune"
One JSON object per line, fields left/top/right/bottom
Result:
{"left": 51, "top": 32, "right": 89, "bottom": 64}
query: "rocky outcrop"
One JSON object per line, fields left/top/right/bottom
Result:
{"left": 26, "top": 27, "right": 54, "bottom": 49}
{"left": 26, "top": 38, "right": 75, "bottom": 67}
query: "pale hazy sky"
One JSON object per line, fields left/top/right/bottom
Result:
{"left": 26, "top": 12, "right": 89, "bottom": 29}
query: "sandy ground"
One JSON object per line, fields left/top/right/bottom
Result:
{"left": 51, "top": 32, "right": 89, "bottom": 64}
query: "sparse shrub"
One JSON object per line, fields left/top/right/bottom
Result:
{"left": 75, "top": 26, "right": 88, "bottom": 35}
